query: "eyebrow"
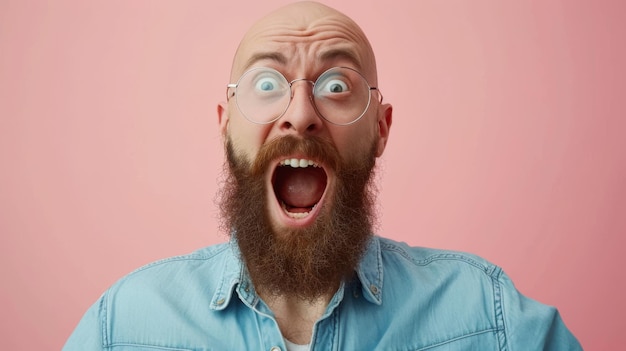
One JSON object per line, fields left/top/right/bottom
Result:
{"left": 318, "top": 48, "right": 363, "bottom": 71}
{"left": 242, "top": 48, "right": 363, "bottom": 73}
{"left": 243, "top": 52, "right": 288, "bottom": 71}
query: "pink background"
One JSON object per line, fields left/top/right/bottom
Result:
{"left": 1, "top": 0, "right": 624, "bottom": 349}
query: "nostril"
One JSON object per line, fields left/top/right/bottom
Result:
{"left": 280, "top": 119, "right": 318, "bottom": 134}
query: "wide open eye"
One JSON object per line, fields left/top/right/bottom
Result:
{"left": 318, "top": 78, "right": 349, "bottom": 94}
{"left": 245, "top": 70, "right": 289, "bottom": 105}
{"left": 244, "top": 68, "right": 289, "bottom": 96}
{"left": 255, "top": 76, "right": 280, "bottom": 92}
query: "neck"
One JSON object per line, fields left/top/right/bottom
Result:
{"left": 261, "top": 291, "right": 335, "bottom": 345}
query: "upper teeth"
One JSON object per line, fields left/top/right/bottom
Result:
{"left": 280, "top": 158, "right": 319, "bottom": 168}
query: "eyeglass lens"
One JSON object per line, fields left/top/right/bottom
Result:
{"left": 232, "top": 67, "right": 372, "bottom": 125}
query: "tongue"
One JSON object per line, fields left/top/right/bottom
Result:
{"left": 274, "top": 167, "right": 327, "bottom": 209}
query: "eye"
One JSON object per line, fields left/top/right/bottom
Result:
{"left": 255, "top": 77, "right": 280, "bottom": 92}
{"left": 320, "top": 78, "right": 349, "bottom": 93}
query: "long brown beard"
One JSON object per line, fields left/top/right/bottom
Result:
{"left": 218, "top": 135, "right": 378, "bottom": 301}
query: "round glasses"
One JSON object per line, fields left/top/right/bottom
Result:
{"left": 227, "top": 66, "right": 381, "bottom": 126}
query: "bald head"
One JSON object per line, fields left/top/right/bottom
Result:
{"left": 230, "top": 1, "right": 378, "bottom": 84}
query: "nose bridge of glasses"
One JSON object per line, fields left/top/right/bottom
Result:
{"left": 288, "top": 78, "right": 315, "bottom": 98}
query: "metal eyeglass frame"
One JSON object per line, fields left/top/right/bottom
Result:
{"left": 226, "top": 66, "right": 382, "bottom": 126}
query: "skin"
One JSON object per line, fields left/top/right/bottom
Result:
{"left": 217, "top": 1, "right": 393, "bottom": 344}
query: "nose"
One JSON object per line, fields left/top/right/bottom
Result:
{"left": 277, "top": 79, "right": 323, "bottom": 135}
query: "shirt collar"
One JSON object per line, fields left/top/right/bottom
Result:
{"left": 355, "top": 236, "right": 384, "bottom": 305}
{"left": 209, "top": 235, "right": 384, "bottom": 310}
{"left": 209, "top": 238, "right": 246, "bottom": 311}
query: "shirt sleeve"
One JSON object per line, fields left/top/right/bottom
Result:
{"left": 499, "top": 272, "right": 583, "bottom": 350}
{"left": 63, "top": 295, "right": 105, "bottom": 351}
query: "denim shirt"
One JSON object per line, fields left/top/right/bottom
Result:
{"left": 64, "top": 236, "right": 582, "bottom": 350}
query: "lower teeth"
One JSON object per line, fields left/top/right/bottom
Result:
{"left": 288, "top": 212, "right": 309, "bottom": 219}
{"left": 281, "top": 201, "right": 315, "bottom": 219}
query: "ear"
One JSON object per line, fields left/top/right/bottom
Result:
{"left": 217, "top": 101, "right": 229, "bottom": 139}
{"left": 375, "top": 103, "right": 392, "bottom": 157}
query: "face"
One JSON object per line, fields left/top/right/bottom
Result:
{"left": 218, "top": 2, "right": 392, "bottom": 236}
{"left": 217, "top": 2, "right": 392, "bottom": 299}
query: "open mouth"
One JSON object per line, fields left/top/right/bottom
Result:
{"left": 272, "top": 158, "right": 328, "bottom": 220}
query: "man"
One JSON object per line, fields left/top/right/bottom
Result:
{"left": 64, "top": 2, "right": 582, "bottom": 350}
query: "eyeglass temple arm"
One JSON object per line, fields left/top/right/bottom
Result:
{"left": 370, "top": 87, "right": 383, "bottom": 103}
{"left": 226, "top": 84, "right": 237, "bottom": 100}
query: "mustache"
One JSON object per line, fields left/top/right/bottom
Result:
{"left": 249, "top": 135, "right": 341, "bottom": 176}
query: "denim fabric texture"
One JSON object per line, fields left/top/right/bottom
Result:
{"left": 64, "top": 236, "right": 582, "bottom": 351}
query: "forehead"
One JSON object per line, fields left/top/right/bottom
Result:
{"left": 232, "top": 6, "right": 376, "bottom": 81}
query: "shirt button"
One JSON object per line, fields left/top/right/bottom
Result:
{"left": 370, "top": 285, "right": 379, "bottom": 294}
{"left": 215, "top": 298, "right": 225, "bottom": 306}
{"left": 269, "top": 347, "right": 282, "bottom": 351}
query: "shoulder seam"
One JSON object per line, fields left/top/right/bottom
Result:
{"left": 379, "top": 240, "right": 500, "bottom": 278}
{"left": 123, "top": 244, "right": 230, "bottom": 277}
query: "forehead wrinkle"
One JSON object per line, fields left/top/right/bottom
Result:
{"left": 318, "top": 48, "right": 363, "bottom": 72}
{"left": 243, "top": 52, "right": 288, "bottom": 72}
{"left": 241, "top": 31, "right": 367, "bottom": 75}
{"left": 282, "top": 16, "right": 370, "bottom": 70}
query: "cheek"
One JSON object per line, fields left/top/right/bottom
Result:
{"left": 228, "top": 119, "right": 271, "bottom": 159}
{"left": 330, "top": 123, "right": 379, "bottom": 160}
